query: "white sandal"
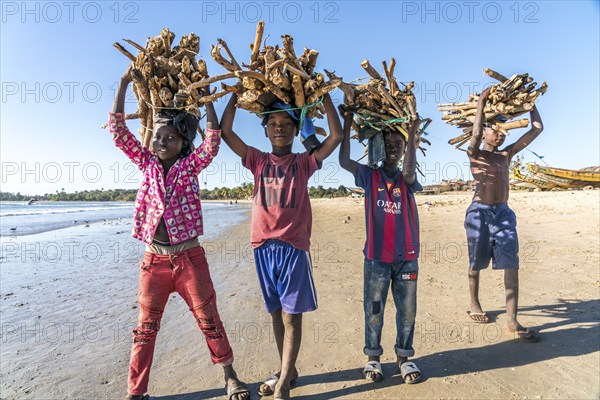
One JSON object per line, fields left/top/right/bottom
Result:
{"left": 363, "top": 360, "right": 384, "bottom": 382}
{"left": 400, "top": 361, "right": 421, "bottom": 384}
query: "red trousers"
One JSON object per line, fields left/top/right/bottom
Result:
{"left": 127, "top": 246, "right": 233, "bottom": 395}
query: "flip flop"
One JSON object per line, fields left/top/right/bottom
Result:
{"left": 258, "top": 374, "right": 298, "bottom": 397}
{"left": 363, "top": 360, "right": 383, "bottom": 382}
{"left": 400, "top": 361, "right": 421, "bottom": 384}
{"left": 510, "top": 328, "right": 541, "bottom": 343}
{"left": 226, "top": 381, "right": 250, "bottom": 400}
{"left": 467, "top": 311, "right": 493, "bottom": 323}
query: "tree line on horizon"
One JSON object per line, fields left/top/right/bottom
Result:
{"left": 0, "top": 184, "right": 350, "bottom": 202}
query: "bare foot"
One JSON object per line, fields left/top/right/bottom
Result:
{"left": 274, "top": 382, "right": 291, "bottom": 400}
{"left": 470, "top": 299, "right": 485, "bottom": 315}
{"left": 507, "top": 321, "right": 541, "bottom": 342}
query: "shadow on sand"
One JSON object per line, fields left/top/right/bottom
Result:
{"left": 153, "top": 298, "right": 599, "bottom": 399}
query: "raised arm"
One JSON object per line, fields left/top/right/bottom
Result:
{"left": 220, "top": 92, "right": 248, "bottom": 159}
{"left": 203, "top": 85, "right": 219, "bottom": 130}
{"left": 112, "top": 64, "right": 133, "bottom": 114}
{"left": 108, "top": 65, "right": 152, "bottom": 171}
{"left": 467, "top": 86, "right": 491, "bottom": 159}
{"left": 187, "top": 85, "right": 222, "bottom": 174}
{"left": 505, "top": 105, "right": 544, "bottom": 159}
{"left": 338, "top": 105, "right": 359, "bottom": 176}
{"left": 312, "top": 93, "right": 343, "bottom": 163}
{"left": 402, "top": 118, "right": 420, "bottom": 185}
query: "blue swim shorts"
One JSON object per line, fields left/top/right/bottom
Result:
{"left": 464, "top": 202, "right": 519, "bottom": 270}
{"left": 253, "top": 239, "right": 318, "bottom": 314}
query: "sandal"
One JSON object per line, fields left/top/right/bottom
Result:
{"left": 363, "top": 360, "right": 383, "bottom": 382}
{"left": 258, "top": 374, "right": 298, "bottom": 397}
{"left": 226, "top": 381, "right": 250, "bottom": 400}
{"left": 467, "top": 311, "right": 493, "bottom": 323}
{"left": 400, "top": 361, "right": 421, "bottom": 384}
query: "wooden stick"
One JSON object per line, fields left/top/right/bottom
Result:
{"left": 199, "top": 90, "right": 230, "bottom": 103}
{"left": 188, "top": 72, "right": 237, "bottom": 90}
{"left": 292, "top": 74, "right": 305, "bottom": 108}
{"left": 235, "top": 70, "right": 269, "bottom": 84}
{"left": 283, "top": 63, "right": 311, "bottom": 80}
{"left": 382, "top": 59, "right": 398, "bottom": 96}
{"left": 123, "top": 39, "right": 145, "bottom": 52}
{"left": 306, "top": 80, "right": 341, "bottom": 104}
{"left": 113, "top": 43, "right": 136, "bottom": 62}
{"left": 221, "top": 82, "right": 241, "bottom": 94}
{"left": 210, "top": 43, "right": 237, "bottom": 72}
{"left": 484, "top": 68, "right": 508, "bottom": 82}
{"left": 266, "top": 83, "right": 292, "bottom": 103}
{"left": 361, "top": 59, "right": 384, "bottom": 80}
{"left": 217, "top": 38, "right": 241, "bottom": 70}
{"left": 447, "top": 131, "right": 471, "bottom": 145}
{"left": 496, "top": 119, "right": 529, "bottom": 131}
{"left": 304, "top": 49, "right": 319, "bottom": 76}
{"left": 250, "top": 21, "right": 265, "bottom": 63}
{"left": 378, "top": 83, "right": 404, "bottom": 117}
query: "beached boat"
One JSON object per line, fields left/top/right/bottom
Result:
{"left": 511, "top": 165, "right": 560, "bottom": 189}
{"left": 528, "top": 164, "right": 600, "bottom": 184}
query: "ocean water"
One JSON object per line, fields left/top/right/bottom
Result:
{"left": 0, "top": 201, "right": 249, "bottom": 237}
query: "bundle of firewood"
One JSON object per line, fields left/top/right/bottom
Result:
{"left": 439, "top": 68, "right": 548, "bottom": 150}
{"left": 333, "top": 58, "right": 431, "bottom": 156}
{"left": 200, "top": 21, "right": 341, "bottom": 133}
{"left": 110, "top": 28, "right": 217, "bottom": 147}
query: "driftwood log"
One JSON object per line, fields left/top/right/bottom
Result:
{"left": 335, "top": 58, "right": 431, "bottom": 157}
{"left": 107, "top": 28, "right": 213, "bottom": 147}
{"left": 439, "top": 68, "right": 548, "bottom": 150}
{"left": 204, "top": 20, "right": 341, "bottom": 133}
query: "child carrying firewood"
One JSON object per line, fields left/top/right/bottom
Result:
{"left": 220, "top": 91, "right": 343, "bottom": 400}
{"left": 109, "top": 65, "right": 249, "bottom": 400}
{"left": 339, "top": 108, "right": 423, "bottom": 384}
{"left": 464, "top": 86, "right": 544, "bottom": 342}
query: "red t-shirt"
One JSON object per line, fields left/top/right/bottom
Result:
{"left": 243, "top": 146, "right": 320, "bottom": 251}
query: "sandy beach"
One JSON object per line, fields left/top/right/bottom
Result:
{"left": 1, "top": 190, "right": 599, "bottom": 400}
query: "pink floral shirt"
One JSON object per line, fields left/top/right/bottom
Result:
{"left": 108, "top": 113, "right": 220, "bottom": 245}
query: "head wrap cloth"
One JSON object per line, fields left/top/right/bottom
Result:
{"left": 153, "top": 111, "right": 199, "bottom": 143}
{"left": 260, "top": 102, "right": 321, "bottom": 154}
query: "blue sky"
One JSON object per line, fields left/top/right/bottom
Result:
{"left": 1, "top": 1, "right": 599, "bottom": 195}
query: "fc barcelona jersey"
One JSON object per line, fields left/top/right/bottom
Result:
{"left": 356, "top": 164, "right": 422, "bottom": 263}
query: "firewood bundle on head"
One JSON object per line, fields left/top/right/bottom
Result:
{"left": 440, "top": 68, "right": 548, "bottom": 151}
{"left": 112, "top": 28, "right": 216, "bottom": 148}
{"left": 206, "top": 21, "right": 341, "bottom": 133}
{"left": 333, "top": 58, "right": 431, "bottom": 164}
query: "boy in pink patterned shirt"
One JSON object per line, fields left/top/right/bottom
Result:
{"left": 110, "top": 66, "right": 249, "bottom": 400}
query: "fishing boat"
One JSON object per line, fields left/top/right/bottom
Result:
{"left": 528, "top": 164, "right": 600, "bottom": 185}
{"left": 511, "top": 164, "right": 560, "bottom": 189}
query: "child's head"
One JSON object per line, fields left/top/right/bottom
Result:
{"left": 382, "top": 129, "right": 406, "bottom": 166}
{"left": 152, "top": 111, "right": 198, "bottom": 161}
{"left": 261, "top": 103, "right": 300, "bottom": 149}
{"left": 483, "top": 120, "right": 506, "bottom": 148}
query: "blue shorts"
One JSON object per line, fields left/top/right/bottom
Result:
{"left": 465, "top": 202, "right": 519, "bottom": 270}
{"left": 253, "top": 239, "right": 318, "bottom": 314}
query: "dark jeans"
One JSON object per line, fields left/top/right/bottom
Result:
{"left": 363, "top": 258, "right": 418, "bottom": 358}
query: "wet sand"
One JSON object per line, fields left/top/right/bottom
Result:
{"left": 1, "top": 190, "right": 598, "bottom": 399}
